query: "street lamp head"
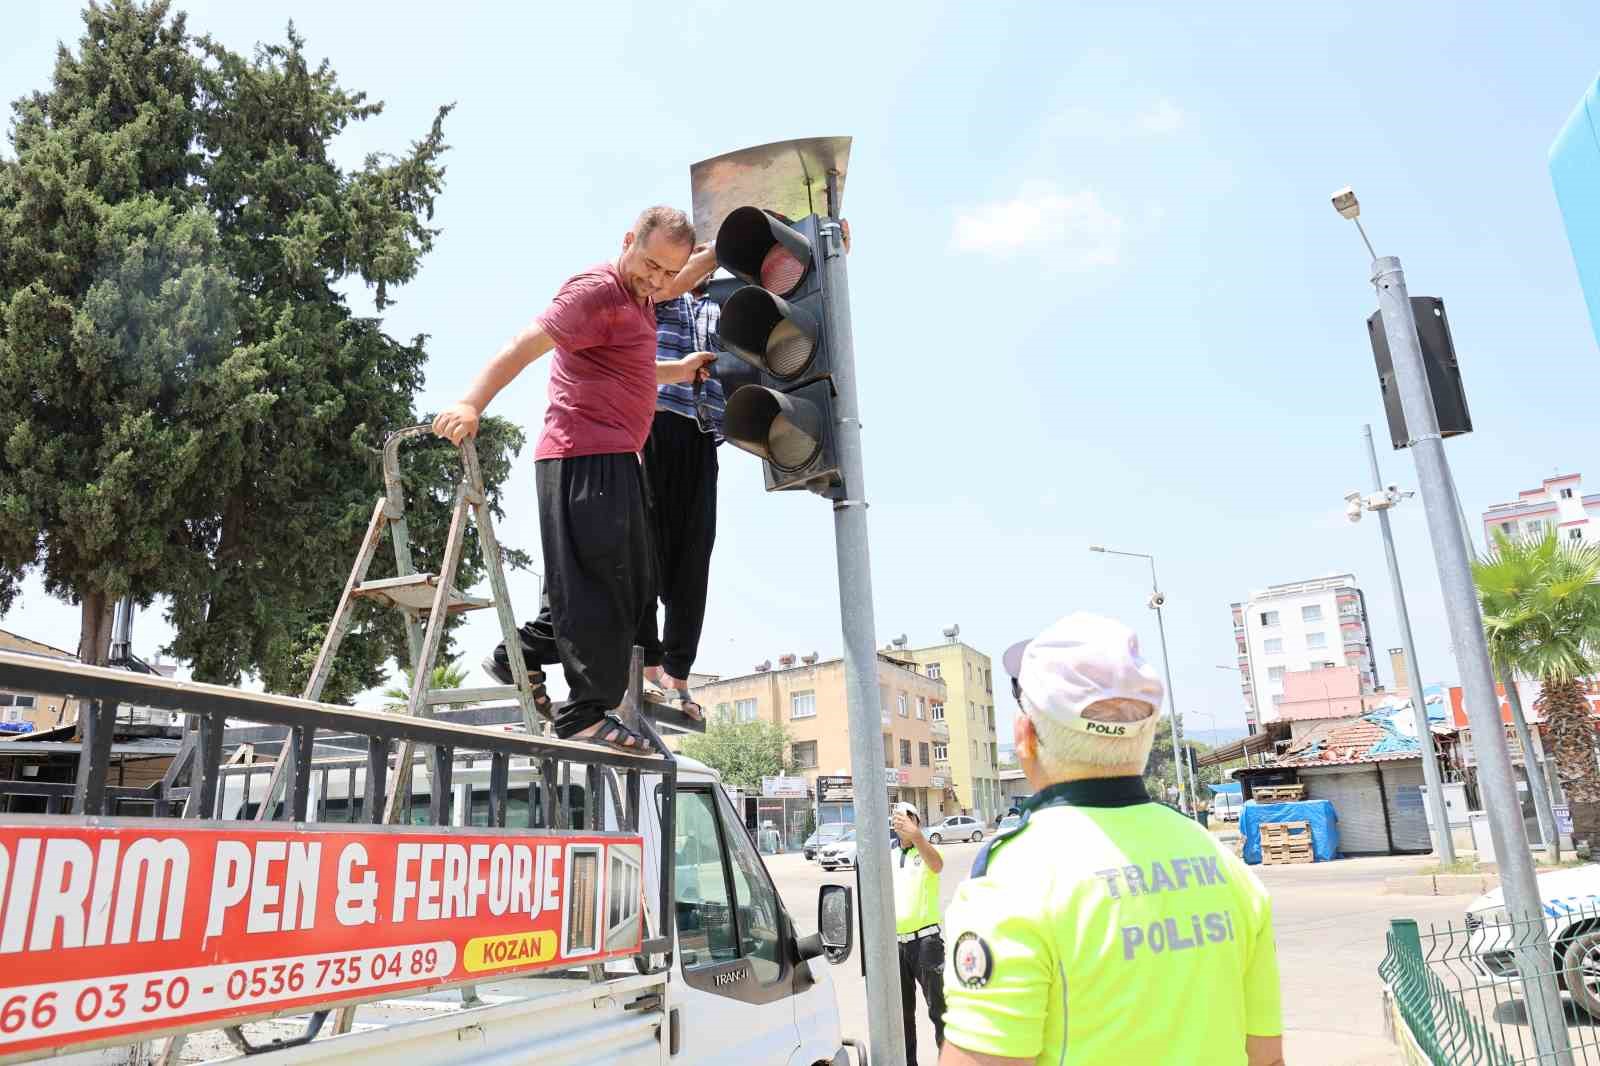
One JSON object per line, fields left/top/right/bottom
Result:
{"left": 1331, "top": 186, "right": 1360, "bottom": 220}
{"left": 1344, "top": 491, "right": 1364, "bottom": 524}
{"left": 1088, "top": 545, "right": 1106, "bottom": 553}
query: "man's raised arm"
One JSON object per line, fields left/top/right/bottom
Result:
{"left": 433, "top": 323, "right": 556, "bottom": 444}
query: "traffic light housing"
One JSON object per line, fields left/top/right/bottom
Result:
{"left": 714, "top": 207, "right": 841, "bottom": 495}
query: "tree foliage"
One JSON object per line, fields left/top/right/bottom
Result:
{"left": 1474, "top": 531, "right": 1600, "bottom": 841}
{"left": 680, "top": 720, "right": 793, "bottom": 790}
{"left": 0, "top": 1, "right": 528, "bottom": 696}
{"left": 1143, "top": 716, "right": 1224, "bottom": 807}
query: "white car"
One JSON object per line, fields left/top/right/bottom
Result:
{"left": 1465, "top": 862, "right": 1600, "bottom": 1016}
{"left": 926, "top": 815, "right": 984, "bottom": 844}
{"left": 818, "top": 830, "right": 858, "bottom": 870}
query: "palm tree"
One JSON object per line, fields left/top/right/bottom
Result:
{"left": 1473, "top": 531, "right": 1600, "bottom": 849}
{"left": 384, "top": 659, "right": 474, "bottom": 712}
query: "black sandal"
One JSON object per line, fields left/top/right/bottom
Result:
{"left": 671, "top": 689, "right": 704, "bottom": 722}
{"left": 576, "top": 713, "right": 648, "bottom": 753}
{"left": 525, "top": 668, "right": 554, "bottom": 720}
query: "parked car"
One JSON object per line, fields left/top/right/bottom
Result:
{"left": 926, "top": 815, "right": 984, "bottom": 844}
{"left": 1465, "top": 862, "right": 1600, "bottom": 1015}
{"left": 803, "top": 822, "right": 851, "bottom": 860}
{"left": 818, "top": 829, "right": 859, "bottom": 871}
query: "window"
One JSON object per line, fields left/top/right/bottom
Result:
{"left": 883, "top": 734, "right": 894, "bottom": 767}
{"left": 735, "top": 698, "right": 757, "bottom": 723}
{"left": 606, "top": 846, "right": 643, "bottom": 948}
{"left": 1268, "top": 666, "right": 1286, "bottom": 683}
{"left": 931, "top": 702, "right": 945, "bottom": 721}
{"left": 900, "top": 739, "right": 912, "bottom": 765}
{"left": 1301, "top": 605, "right": 1322, "bottom": 623}
{"left": 966, "top": 662, "right": 972, "bottom": 679}
{"left": 926, "top": 663, "right": 941, "bottom": 680}
{"left": 969, "top": 700, "right": 976, "bottom": 720}
{"left": 879, "top": 685, "right": 890, "bottom": 713}
{"left": 563, "top": 845, "right": 602, "bottom": 956}
{"left": 790, "top": 690, "right": 816, "bottom": 719}
{"left": 1572, "top": 528, "right": 1585, "bottom": 542}
{"left": 916, "top": 697, "right": 926, "bottom": 720}
{"left": 1527, "top": 520, "right": 1544, "bottom": 537}
{"left": 1500, "top": 521, "right": 1514, "bottom": 535}
{"left": 1307, "top": 632, "right": 1328, "bottom": 650}
{"left": 714, "top": 702, "right": 731, "bottom": 723}
{"left": 673, "top": 788, "right": 782, "bottom": 983}
{"left": 933, "top": 743, "right": 948, "bottom": 762}
{"left": 1562, "top": 488, "right": 1575, "bottom": 499}
{"left": 919, "top": 742, "right": 930, "bottom": 766}
{"left": 897, "top": 693, "right": 909, "bottom": 717}
{"left": 792, "top": 740, "right": 818, "bottom": 769}
{"left": 1260, "top": 610, "right": 1279, "bottom": 626}
{"left": 1263, "top": 638, "right": 1283, "bottom": 654}
{"left": 988, "top": 707, "right": 996, "bottom": 731}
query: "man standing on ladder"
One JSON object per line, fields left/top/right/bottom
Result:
{"left": 433, "top": 206, "right": 714, "bottom": 751}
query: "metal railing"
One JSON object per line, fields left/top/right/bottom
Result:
{"left": 1380, "top": 902, "right": 1600, "bottom": 1064}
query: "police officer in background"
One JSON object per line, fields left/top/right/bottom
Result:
{"left": 939, "top": 613, "right": 1285, "bottom": 1066}
{"left": 890, "top": 800, "right": 947, "bottom": 1062}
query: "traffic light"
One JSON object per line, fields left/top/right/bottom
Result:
{"left": 714, "top": 206, "right": 842, "bottom": 494}
{"left": 1366, "top": 296, "right": 1472, "bottom": 450}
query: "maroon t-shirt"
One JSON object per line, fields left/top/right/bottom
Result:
{"left": 534, "top": 262, "right": 659, "bottom": 460}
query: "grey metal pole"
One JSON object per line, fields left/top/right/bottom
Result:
{"left": 1149, "top": 580, "right": 1191, "bottom": 812}
{"left": 1500, "top": 662, "right": 1561, "bottom": 862}
{"left": 1371, "top": 257, "right": 1570, "bottom": 1062}
{"left": 818, "top": 200, "right": 906, "bottom": 1066}
{"left": 1362, "top": 424, "right": 1455, "bottom": 864}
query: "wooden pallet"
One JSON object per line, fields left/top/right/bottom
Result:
{"left": 1259, "top": 820, "right": 1314, "bottom": 865}
{"left": 1253, "top": 784, "right": 1306, "bottom": 803}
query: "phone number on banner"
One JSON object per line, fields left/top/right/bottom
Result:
{"left": 1, "top": 941, "right": 457, "bottom": 1045}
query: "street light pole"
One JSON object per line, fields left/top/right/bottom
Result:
{"left": 1090, "top": 546, "right": 1192, "bottom": 813}
{"left": 1333, "top": 187, "right": 1568, "bottom": 1062}
{"left": 1354, "top": 424, "right": 1456, "bottom": 864}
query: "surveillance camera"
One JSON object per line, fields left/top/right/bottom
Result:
{"left": 1148, "top": 592, "right": 1166, "bottom": 610}
{"left": 1346, "top": 501, "right": 1364, "bottom": 523}
{"left": 1385, "top": 483, "right": 1399, "bottom": 496}
{"left": 1331, "top": 186, "right": 1359, "bottom": 220}
{"left": 1344, "top": 491, "right": 1361, "bottom": 504}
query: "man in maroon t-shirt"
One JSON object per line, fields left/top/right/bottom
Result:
{"left": 433, "top": 206, "right": 713, "bottom": 749}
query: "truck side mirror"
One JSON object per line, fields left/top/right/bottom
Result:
{"left": 818, "top": 883, "right": 853, "bottom": 964}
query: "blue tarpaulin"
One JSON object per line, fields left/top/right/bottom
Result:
{"left": 1240, "top": 799, "right": 1340, "bottom": 864}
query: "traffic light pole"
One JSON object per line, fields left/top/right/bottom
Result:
{"left": 1361, "top": 423, "right": 1454, "bottom": 865}
{"left": 819, "top": 192, "right": 908, "bottom": 1066}
{"left": 1370, "top": 257, "right": 1570, "bottom": 1063}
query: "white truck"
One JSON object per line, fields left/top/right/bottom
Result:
{"left": 0, "top": 651, "right": 865, "bottom": 1066}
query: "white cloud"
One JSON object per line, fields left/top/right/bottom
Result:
{"left": 949, "top": 183, "right": 1124, "bottom": 265}
{"left": 1136, "top": 99, "right": 1184, "bottom": 135}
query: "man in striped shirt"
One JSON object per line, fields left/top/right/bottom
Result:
{"left": 637, "top": 252, "right": 724, "bottom": 717}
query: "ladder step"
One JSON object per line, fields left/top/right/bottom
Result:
{"left": 352, "top": 574, "right": 492, "bottom": 614}
{"left": 426, "top": 686, "right": 520, "bottom": 706}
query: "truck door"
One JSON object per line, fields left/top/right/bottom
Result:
{"left": 669, "top": 783, "right": 802, "bottom": 1064}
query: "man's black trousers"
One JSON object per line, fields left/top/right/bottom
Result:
{"left": 502, "top": 453, "right": 654, "bottom": 739}
{"left": 635, "top": 411, "right": 718, "bottom": 681}
{"left": 899, "top": 931, "right": 947, "bottom": 1062}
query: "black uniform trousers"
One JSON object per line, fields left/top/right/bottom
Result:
{"left": 499, "top": 453, "right": 654, "bottom": 739}
{"left": 634, "top": 411, "right": 718, "bottom": 681}
{"left": 899, "top": 930, "right": 947, "bottom": 1062}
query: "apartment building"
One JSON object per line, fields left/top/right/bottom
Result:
{"left": 1481, "top": 472, "right": 1599, "bottom": 547}
{"left": 0, "top": 628, "right": 79, "bottom": 732}
{"left": 898, "top": 633, "right": 1003, "bottom": 822}
{"left": 685, "top": 652, "right": 949, "bottom": 824}
{"left": 1229, "top": 574, "right": 1377, "bottom": 729}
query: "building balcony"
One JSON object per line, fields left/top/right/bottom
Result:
{"left": 930, "top": 720, "right": 950, "bottom": 739}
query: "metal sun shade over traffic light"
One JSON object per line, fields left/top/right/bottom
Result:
{"left": 714, "top": 206, "right": 840, "bottom": 493}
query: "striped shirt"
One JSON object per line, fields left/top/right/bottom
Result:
{"left": 654, "top": 293, "right": 725, "bottom": 441}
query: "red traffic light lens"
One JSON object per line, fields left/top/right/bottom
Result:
{"left": 761, "top": 243, "right": 807, "bottom": 297}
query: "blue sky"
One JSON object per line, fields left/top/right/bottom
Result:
{"left": 5, "top": 1, "right": 1600, "bottom": 741}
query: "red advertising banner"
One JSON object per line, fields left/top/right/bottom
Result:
{"left": 0, "top": 819, "right": 645, "bottom": 1060}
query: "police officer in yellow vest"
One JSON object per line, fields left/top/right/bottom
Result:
{"left": 940, "top": 613, "right": 1285, "bottom": 1066}
{"left": 890, "top": 799, "right": 947, "bottom": 1062}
